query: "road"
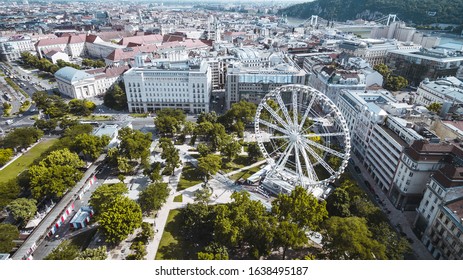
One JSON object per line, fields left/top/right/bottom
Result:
{"left": 11, "top": 153, "right": 107, "bottom": 260}
{"left": 348, "top": 155, "right": 434, "bottom": 260}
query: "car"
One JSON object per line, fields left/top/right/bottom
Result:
{"left": 354, "top": 165, "right": 361, "bottom": 173}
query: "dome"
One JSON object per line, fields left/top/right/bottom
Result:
{"left": 54, "top": 66, "right": 94, "bottom": 83}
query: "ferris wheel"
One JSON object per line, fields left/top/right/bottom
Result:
{"left": 254, "top": 84, "right": 351, "bottom": 194}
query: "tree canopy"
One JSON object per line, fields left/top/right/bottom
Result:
{"left": 29, "top": 148, "right": 84, "bottom": 199}
{"left": 7, "top": 198, "right": 37, "bottom": 226}
{"left": 104, "top": 83, "right": 127, "bottom": 111}
{"left": 197, "top": 154, "right": 222, "bottom": 181}
{"left": 138, "top": 182, "right": 169, "bottom": 214}
{"left": 97, "top": 196, "right": 142, "bottom": 244}
{"left": 323, "top": 216, "right": 387, "bottom": 260}
{"left": 0, "top": 224, "right": 19, "bottom": 253}
{"left": 117, "top": 127, "right": 152, "bottom": 161}
{"left": 90, "top": 183, "right": 128, "bottom": 215}
{"left": 1, "top": 127, "right": 43, "bottom": 151}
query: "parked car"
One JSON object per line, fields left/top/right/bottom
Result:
{"left": 354, "top": 165, "right": 361, "bottom": 173}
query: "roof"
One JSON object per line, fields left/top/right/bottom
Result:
{"left": 36, "top": 34, "right": 86, "bottom": 47}
{"left": 85, "top": 65, "right": 130, "bottom": 79}
{"left": 118, "top": 34, "right": 163, "bottom": 46}
{"left": 54, "top": 66, "right": 94, "bottom": 83}
{"left": 432, "top": 165, "right": 463, "bottom": 188}
{"left": 445, "top": 197, "right": 463, "bottom": 221}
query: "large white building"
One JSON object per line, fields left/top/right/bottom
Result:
{"left": 225, "top": 48, "right": 306, "bottom": 109}
{"left": 338, "top": 39, "right": 419, "bottom": 67}
{"left": 55, "top": 66, "right": 128, "bottom": 99}
{"left": 416, "top": 77, "right": 463, "bottom": 107}
{"left": 123, "top": 56, "right": 212, "bottom": 113}
{"left": 0, "top": 35, "right": 34, "bottom": 61}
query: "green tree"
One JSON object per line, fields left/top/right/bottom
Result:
{"left": 89, "top": 183, "right": 128, "bottom": 214}
{"left": 0, "top": 180, "right": 21, "bottom": 209}
{"left": 196, "top": 143, "right": 211, "bottom": 157}
{"left": 126, "top": 241, "right": 147, "bottom": 260}
{"left": 325, "top": 187, "right": 351, "bottom": 217}
{"left": 118, "top": 127, "right": 152, "bottom": 162}
{"left": 197, "top": 242, "right": 229, "bottom": 260}
{"left": 273, "top": 220, "right": 308, "bottom": 260}
{"left": 68, "top": 99, "right": 96, "bottom": 116}
{"left": 159, "top": 138, "right": 180, "bottom": 175}
{"left": 44, "top": 240, "right": 80, "bottom": 260}
{"left": 97, "top": 196, "right": 142, "bottom": 244}
{"left": 150, "top": 162, "right": 162, "bottom": 182}
{"left": 180, "top": 203, "right": 215, "bottom": 243}
{"left": 247, "top": 142, "right": 262, "bottom": 162}
{"left": 0, "top": 224, "right": 19, "bottom": 253}
{"left": 271, "top": 186, "right": 328, "bottom": 230}
{"left": 197, "top": 154, "right": 222, "bottom": 182}
{"left": 197, "top": 111, "right": 218, "bottom": 124}
{"left": 182, "top": 121, "right": 197, "bottom": 137}
{"left": 194, "top": 185, "right": 212, "bottom": 204}
{"left": 156, "top": 108, "right": 186, "bottom": 123}
{"left": 71, "top": 133, "right": 109, "bottom": 161}
{"left": 220, "top": 137, "right": 241, "bottom": 161}
{"left": 7, "top": 198, "right": 37, "bottom": 227}
{"left": 63, "top": 124, "right": 94, "bottom": 138}
{"left": 104, "top": 83, "right": 127, "bottom": 111}
{"left": 386, "top": 75, "right": 408, "bottom": 91}
{"left": 154, "top": 115, "right": 180, "bottom": 136}
{"left": 323, "top": 216, "right": 387, "bottom": 260}
{"left": 370, "top": 222, "right": 411, "bottom": 260}
{"left": 77, "top": 246, "right": 107, "bottom": 260}
{"left": 138, "top": 182, "right": 169, "bottom": 214}
{"left": 2, "top": 127, "right": 43, "bottom": 151}
{"left": 34, "top": 119, "right": 57, "bottom": 134}
{"left": 137, "top": 222, "right": 154, "bottom": 244}
{"left": 29, "top": 148, "right": 84, "bottom": 199}
{"left": 427, "top": 102, "right": 442, "bottom": 114}
{"left": 0, "top": 148, "right": 13, "bottom": 166}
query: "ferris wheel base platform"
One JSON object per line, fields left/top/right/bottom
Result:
{"left": 261, "top": 176, "right": 333, "bottom": 200}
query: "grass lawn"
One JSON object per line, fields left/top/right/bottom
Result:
{"left": 173, "top": 194, "right": 183, "bottom": 202}
{"left": 228, "top": 164, "right": 265, "bottom": 181}
{"left": 177, "top": 162, "right": 203, "bottom": 191}
{"left": 221, "top": 155, "right": 256, "bottom": 173}
{"left": 69, "top": 115, "right": 114, "bottom": 121}
{"left": 0, "top": 138, "right": 58, "bottom": 184}
{"left": 129, "top": 113, "right": 149, "bottom": 118}
{"left": 155, "top": 209, "right": 205, "bottom": 260}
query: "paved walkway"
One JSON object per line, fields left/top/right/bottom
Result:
{"left": 144, "top": 144, "right": 268, "bottom": 260}
{"left": 349, "top": 154, "right": 433, "bottom": 260}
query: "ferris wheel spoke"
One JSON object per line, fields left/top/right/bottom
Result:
{"left": 269, "top": 135, "right": 290, "bottom": 140}
{"left": 267, "top": 138, "right": 290, "bottom": 158}
{"left": 292, "top": 88, "right": 299, "bottom": 126}
{"left": 301, "top": 137, "right": 347, "bottom": 159}
{"left": 272, "top": 142, "right": 295, "bottom": 174}
{"left": 275, "top": 93, "right": 294, "bottom": 126}
{"left": 299, "top": 92, "right": 316, "bottom": 130}
{"left": 300, "top": 141, "right": 336, "bottom": 176}
{"left": 262, "top": 102, "right": 291, "bottom": 130}
{"left": 293, "top": 145, "right": 305, "bottom": 187}
{"left": 258, "top": 118, "right": 290, "bottom": 135}
{"left": 303, "top": 132, "right": 346, "bottom": 138}
{"left": 299, "top": 145, "right": 319, "bottom": 182}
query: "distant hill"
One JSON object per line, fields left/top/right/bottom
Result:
{"left": 279, "top": 0, "right": 463, "bottom": 25}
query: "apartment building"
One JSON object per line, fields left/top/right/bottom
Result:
{"left": 123, "top": 55, "right": 212, "bottom": 114}
{"left": 0, "top": 35, "right": 34, "bottom": 61}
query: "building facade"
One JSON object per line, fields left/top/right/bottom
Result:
{"left": 0, "top": 35, "right": 34, "bottom": 61}
{"left": 123, "top": 56, "right": 212, "bottom": 113}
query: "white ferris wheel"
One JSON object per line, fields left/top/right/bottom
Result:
{"left": 254, "top": 84, "right": 351, "bottom": 195}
